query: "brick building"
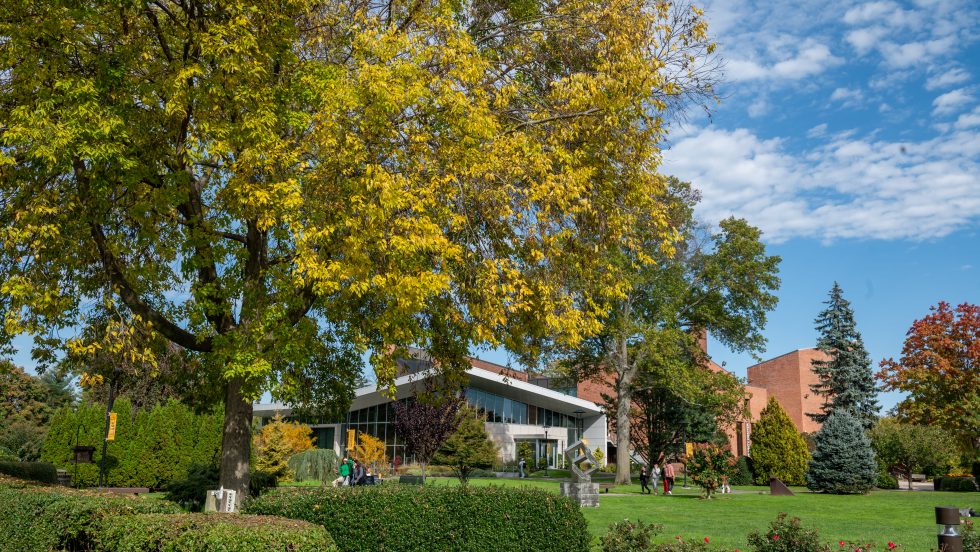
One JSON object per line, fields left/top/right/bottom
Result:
{"left": 746, "top": 348, "right": 830, "bottom": 435}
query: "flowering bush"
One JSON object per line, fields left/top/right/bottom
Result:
{"left": 602, "top": 520, "right": 662, "bottom": 552}
{"left": 747, "top": 513, "right": 831, "bottom": 552}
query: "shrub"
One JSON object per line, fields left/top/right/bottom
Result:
{"left": 601, "top": 519, "right": 662, "bottom": 552}
{"left": 806, "top": 410, "right": 877, "bottom": 494}
{"left": 0, "top": 478, "right": 180, "bottom": 551}
{"left": 0, "top": 476, "right": 335, "bottom": 552}
{"left": 0, "top": 460, "right": 58, "bottom": 483}
{"left": 936, "top": 475, "right": 977, "bottom": 492}
{"left": 165, "top": 464, "right": 278, "bottom": 512}
{"left": 687, "top": 444, "right": 734, "bottom": 498}
{"left": 876, "top": 472, "right": 899, "bottom": 489}
{"left": 731, "top": 456, "right": 755, "bottom": 485}
{"left": 289, "top": 449, "right": 339, "bottom": 484}
{"left": 92, "top": 513, "right": 337, "bottom": 552}
{"left": 746, "top": 513, "right": 831, "bottom": 552}
{"left": 245, "top": 484, "right": 590, "bottom": 552}
{"left": 751, "top": 398, "right": 809, "bottom": 486}
{"left": 965, "top": 519, "right": 978, "bottom": 552}
{"left": 432, "top": 406, "right": 497, "bottom": 485}
{"left": 973, "top": 461, "right": 980, "bottom": 484}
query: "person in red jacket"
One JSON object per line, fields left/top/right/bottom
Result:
{"left": 663, "top": 462, "right": 675, "bottom": 494}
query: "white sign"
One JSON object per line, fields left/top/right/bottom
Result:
{"left": 222, "top": 489, "right": 237, "bottom": 513}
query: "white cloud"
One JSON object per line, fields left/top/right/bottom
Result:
{"left": 830, "top": 87, "right": 863, "bottom": 107}
{"left": 954, "top": 107, "right": 980, "bottom": 129}
{"left": 932, "top": 88, "right": 975, "bottom": 116}
{"left": 845, "top": 27, "right": 889, "bottom": 55}
{"left": 843, "top": 1, "right": 900, "bottom": 25}
{"left": 662, "top": 126, "right": 980, "bottom": 242}
{"left": 878, "top": 38, "right": 957, "bottom": 69}
{"left": 727, "top": 40, "right": 841, "bottom": 82}
{"left": 925, "top": 67, "right": 971, "bottom": 90}
{"left": 807, "top": 124, "right": 828, "bottom": 138}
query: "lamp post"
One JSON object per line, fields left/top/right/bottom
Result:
{"left": 679, "top": 420, "right": 689, "bottom": 489}
{"left": 542, "top": 425, "right": 550, "bottom": 477}
{"left": 936, "top": 506, "right": 963, "bottom": 552}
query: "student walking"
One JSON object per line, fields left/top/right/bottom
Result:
{"left": 639, "top": 467, "right": 652, "bottom": 494}
{"left": 518, "top": 457, "right": 527, "bottom": 478}
{"left": 663, "top": 462, "right": 675, "bottom": 494}
{"left": 650, "top": 463, "right": 661, "bottom": 495}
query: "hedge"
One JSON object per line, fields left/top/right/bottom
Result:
{"left": 92, "top": 513, "right": 336, "bottom": 552}
{"left": 0, "top": 460, "right": 58, "bottom": 483}
{"left": 0, "top": 476, "right": 335, "bottom": 551}
{"left": 245, "top": 485, "right": 591, "bottom": 552}
{"left": 934, "top": 475, "right": 978, "bottom": 492}
{"left": 0, "top": 476, "right": 180, "bottom": 551}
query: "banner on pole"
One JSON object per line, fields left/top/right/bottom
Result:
{"left": 107, "top": 412, "right": 117, "bottom": 441}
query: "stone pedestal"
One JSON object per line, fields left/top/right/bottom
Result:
{"left": 561, "top": 482, "right": 600, "bottom": 507}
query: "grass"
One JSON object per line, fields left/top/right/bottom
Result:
{"left": 405, "top": 476, "right": 976, "bottom": 550}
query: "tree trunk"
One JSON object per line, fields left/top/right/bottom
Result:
{"left": 615, "top": 335, "right": 637, "bottom": 485}
{"left": 219, "top": 376, "right": 252, "bottom": 511}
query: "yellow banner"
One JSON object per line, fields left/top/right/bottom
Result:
{"left": 685, "top": 442, "right": 694, "bottom": 458}
{"left": 346, "top": 428, "right": 355, "bottom": 450}
{"left": 107, "top": 412, "right": 117, "bottom": 441}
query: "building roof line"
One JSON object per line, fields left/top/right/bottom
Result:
{"left": 746, "top": 347, "right": 819, "bottom": 370}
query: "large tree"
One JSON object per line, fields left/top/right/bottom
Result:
{"left": 0, "top": 1, "right": 719, "bottom": 505}
{"left": 808, "top": 283, "right": 879, "bottom": 430}
{"left": 567, "top": 179, "right": 780, "bottom": 483}
{"left": 877, "top": 302, "right": 980, "bottom": 458}
{"left": 806, "top": 409, "right": 877, "bottom": 494}
{"left": 750, "top": 397, "right": 809, "bottom": 486}
{"left": 870, "top": 418, "right": 956, "bottom": 490}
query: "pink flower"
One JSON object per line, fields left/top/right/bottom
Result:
{"left": 704, "top": 537, "right": 710, "bottom": 543}
{"left": 772, "top": 534, "right": 779, "bottom": 540}
{"left": 840, "top": 541, "right": 846, "bottom": 547}
{"left": 888, "top": 543, "right": 896, "bottom": 550}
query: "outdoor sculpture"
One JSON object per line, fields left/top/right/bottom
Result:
{"left": 560, "top": 440, "right": 600, "bottom": 507}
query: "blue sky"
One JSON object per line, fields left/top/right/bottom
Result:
{"left": 667, "top": 0, "right": 980, "bottom": 411}
{"left": 483, "top": 0, "right": 980, "bottom": 412}
{"left": 11, "top": 0, "right": 979, "bottom": 413}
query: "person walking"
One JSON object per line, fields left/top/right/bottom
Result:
{"left": 650, "top": 463, "right": 661, "bottom": 495}
{"left": 639, "top": 466, "right": 651, "bottom": 494}
{"left": 664, "top": 462, "right": 675, "bottom": 494}
{"left": 518, "top": 457, "right": 527, "bottom": 478}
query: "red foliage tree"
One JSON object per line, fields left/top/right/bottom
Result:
{"left": 877, "top": 302, "right": 980, "bottom": 456}
{"left": 391, "top": 383, "right": 463, "bottom": 482}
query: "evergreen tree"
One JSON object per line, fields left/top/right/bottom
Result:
{"left": 809, "top": 283, "right": 879, "bottom": 429}
{"left": 433, "top": 406, "right": 498, "bottom": 486}
{"left": 750, "top": 398, "right": 809, "bottom": 486}
{"left": 255, "top": 422, "right": 294, "bottom": 482}
{"left": 806, "top": 409, "right": 877, "bottom": 494}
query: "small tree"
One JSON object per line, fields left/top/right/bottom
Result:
{"left": 353, "top": 432, "right": 389, "bottom": 477}
{"left": 517, "top": 441, "right": 534, "bottom": 470}
{"left": 687, "top": 444, "right": 735, "bottom": 499}
{"left": 433, "top": 406, "right": 498, "bottom": 486}
{"left": 254, "top": 413, "right": 315, "bottom": 457}
{"left": 870, "top": 418, "right": 955, "bottom": 489}
{"left": 255, "top": 418, "right": 295, "bottom": 483}
{"left": 806, "top": 410, "right": 877, "bottom": 494}
{"left": 288, "top": 449, "right": 338, "bottom": 485}
{"left": 750, "top": 398, "right": 809, "bottom": 486}
{"left": 391, "top": 386, "right": 463, "bottom": 483}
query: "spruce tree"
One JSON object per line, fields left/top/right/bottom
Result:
{"left": 749, "top": 398, "right": 809, "bottom": 486}
{"left": 806, "top": 409, "right": 877, "bottom": 494}
{"left": 809, "top": 282, "right": 879, "bottom": 429}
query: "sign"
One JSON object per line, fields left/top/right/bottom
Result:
{"left": 107, "top": 412, "right": 118, "bottom": 441}
{"left": 222, "top": 489, "right": 237, "bottom": 513}
{"left": 685, "top": 442, "right": 694, "bottom": 458}
{"left": 346, "top": 429, "right": 355, "bottom": 450}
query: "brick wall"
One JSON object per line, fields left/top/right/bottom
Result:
{"left": 746, "top": 348, "right": 828, "bottom": 434}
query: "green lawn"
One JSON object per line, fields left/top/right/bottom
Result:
{"left": 409, "top": 477, "right": 977, "bottom": 550}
